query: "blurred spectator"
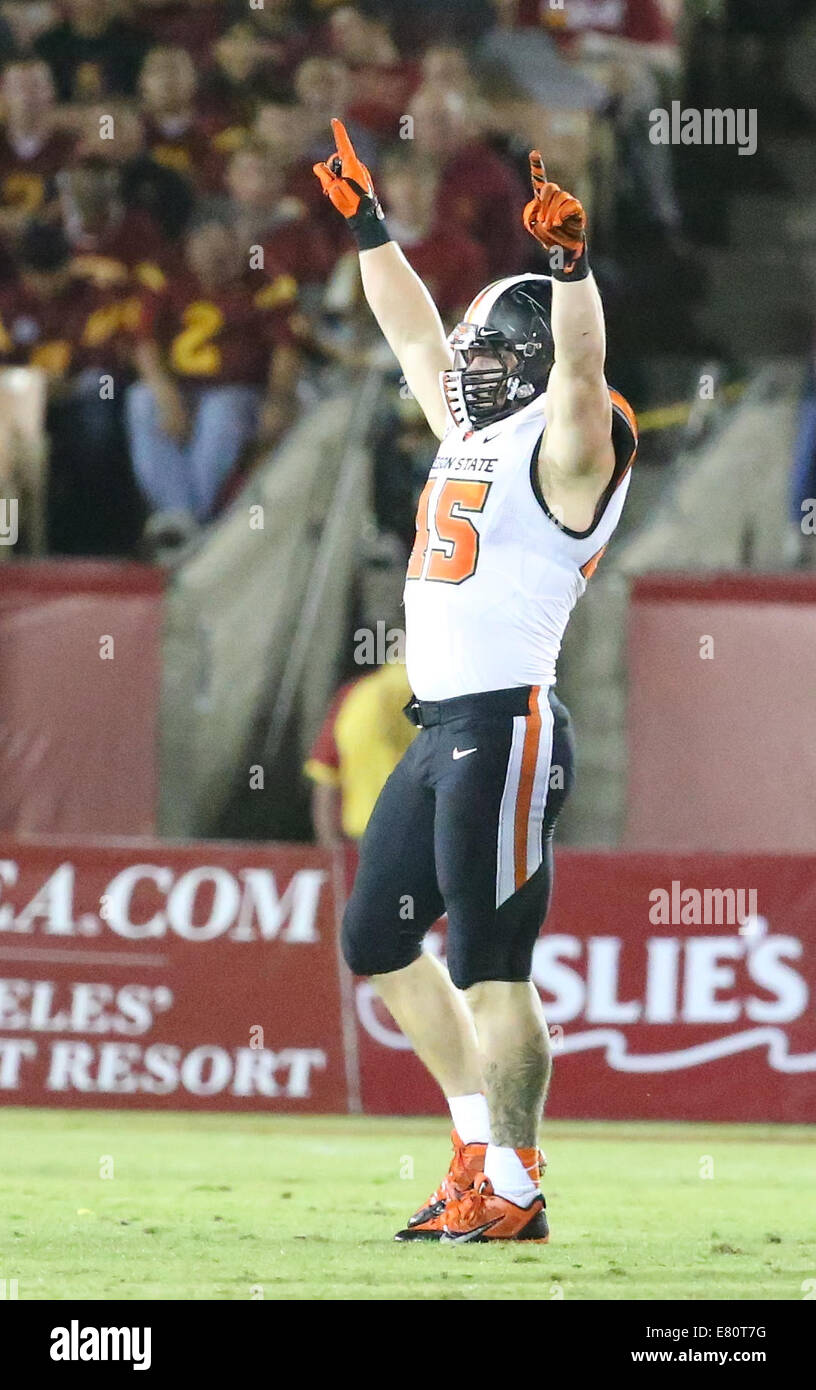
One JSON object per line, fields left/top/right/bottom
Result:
{"left": 537, "top": 0, "right": 678, "bottom": 50}
{"left": 57, "top": 155, "right": 175, "bottom": 292}
{"left": 138, "top": 45, "right": 226, "bottom": 193}
{"left": 253, "top": 98, "right": 311, "bottom": 171}
{"left": 126, "top": 219, "right": 300, "bottom": 525}
{"left": 222, "top": 142, "right": 336, "bottom": 289}
{"left": 420, "top": 43, "right": 479, "bottom": 99}
{"left": 0, "top": 3, "right": 52, "bottom": 54}
{"left": 74, "top": 102, "right": 194, "bottom": 240}
{"left": 34, "top": 0, "right": 151, "bottom": 103}
{"left": 255, "top": 97, "right": 348, "bottom": 260}
{"left": 0, "top": 219, "right": 141, "bottom": 553}
{"left": 246, "top": 0, "right": 309, "bottom": 54}
{"left": 479, "top": 3, "right": 608, "bottom": 113}
{"left": 379, "top": 146, "right": 487, "bottom": 322}
{"left": 304, "top": 660, "right": 416, "bottom": 847}
{"left": 0, "top": 59, "right": 77, "bottom": 239}
{"left": 325, "top": 5, "right": 400, "bottom": 66}
{"left": 200, "top": 22, "right": 293, "bottom": 129}
{"left": 408, "top": 85, "right": 528, "bottom": 279}
{"left": 287, "top": 56, "right": 383, "bottom": 262}
{"left": 133, "top": 0, "right": 229, "bottom": 60}
{"left": 419, "top": 42, "right": 495, "bottom": 145}
{"left": 294, "top": 57, "right": 378, "bottom": 169}
{"left": 325, "top": 5, "right": 419, "bottom": 138}
{"left": 222, "top": 1, "right": 310, "bottom": 97}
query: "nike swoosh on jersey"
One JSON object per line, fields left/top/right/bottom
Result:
{"left": 452, "top": 746, "right": 478, "bottom": 760}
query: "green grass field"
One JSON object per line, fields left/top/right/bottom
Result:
{"left": 0, "top": 1110, "right": 813, "bottom": 1301}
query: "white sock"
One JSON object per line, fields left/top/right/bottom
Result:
{"left": 484, "top": 1144, "right": 539, "bottom": 1206}
{"left": 447, "top": 1092, "right": 490, "bottom": 1145}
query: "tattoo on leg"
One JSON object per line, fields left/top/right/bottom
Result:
{"left": 483, "top": 1032, "right": 551, "bottom": 1148}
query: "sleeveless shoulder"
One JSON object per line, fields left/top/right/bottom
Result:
{"left": 608, "top": 388, "right": 638, "bottom": 484}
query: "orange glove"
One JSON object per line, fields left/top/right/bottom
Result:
{"left": 522, "top": 151, "right": 588, "bottom": 279}
{"left": 313, "top": 118, "right": 390, "bottom": 249}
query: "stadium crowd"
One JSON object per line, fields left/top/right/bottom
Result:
{"left": 0, "top": 0, "right": 693, "bottom": 559}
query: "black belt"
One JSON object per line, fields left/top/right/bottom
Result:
{"left": 404, "top": 686, "right": 534, "bottom": 728}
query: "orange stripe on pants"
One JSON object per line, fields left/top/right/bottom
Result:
{"left": 513, "top": 685, "right": 541, "bottom": 891}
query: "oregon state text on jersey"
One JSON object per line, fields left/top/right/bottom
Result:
{"left": 404, "top": 388, "right": 638, "bottom": 701}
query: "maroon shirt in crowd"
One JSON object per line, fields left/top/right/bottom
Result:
{"left": 0, "top": 275, "right": 129, "bottom": 376}
{"left": 136, "top": 272, "right": 297, "bottom": 385}
{"left": 0, "top": 130, "right": 78, "bottom": 218}
{"left": 400, "top": 223, "right": 488, "bottom": 319}
{"left": 438, "top": 141, "right": 528, "bottom": 280}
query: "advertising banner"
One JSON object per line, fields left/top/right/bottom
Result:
{"left": 0, "top": 839, "right": 350, "bottom": 1112}
{"left": 2, "top": 839, "right": 814, "bottom": 1120}
{"left": 354, "top": 853, "right": 816, "bottom": 1122}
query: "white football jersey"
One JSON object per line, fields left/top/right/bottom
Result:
{"left": 403, "top": 388, "right": 637, "bottom": 700}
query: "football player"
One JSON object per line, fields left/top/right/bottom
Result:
{"left": 314, "top": 121, "right": 637, "bottom": 1243}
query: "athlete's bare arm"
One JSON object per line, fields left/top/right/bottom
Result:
{"left": 522, "top": 153, "right": 616, "bottom": 532}
{"left": 358, "top": 243, "right": 452, "bottom": 441}
{"left": 537, "top": 274, "right": 615, "bottom": 532}
{"left": 313, "top": 119, "right": 451, "bottom": 440}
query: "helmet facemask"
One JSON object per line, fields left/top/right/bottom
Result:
{"left": 442, "top": 320, "right": 550, "bottom": 430}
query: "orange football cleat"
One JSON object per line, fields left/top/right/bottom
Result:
{"left": 393, "top": 1130, "right": 487, "bottom": 1242}
{"left": 440, "top": 1174, "right": 550, "bottom": 1244}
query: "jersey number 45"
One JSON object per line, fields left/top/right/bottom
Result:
{"left": 406, "top": 479, "right": 491, "bottom": 585}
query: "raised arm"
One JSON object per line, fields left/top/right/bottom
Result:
{"left": 314, "top": 120, "right": 451, "bottom": 440}
{"left": 523, "top": 153, "right": 614, "bottom": 532}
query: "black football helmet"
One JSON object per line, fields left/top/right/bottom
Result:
{"left": 442, "top": 274, "right": 554, "bottom": 431}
